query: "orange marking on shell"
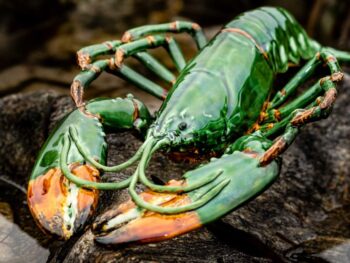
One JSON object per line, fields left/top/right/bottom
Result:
{"left": 274, "top": 109, "right": 281, "bottom": 121}
{"left": 291, "top": 108, "right": 315, "bottom": 126}
{"left": 280, "top": 89, "right": 287, "bottom": 96}
{"left": 288, "top": 62, "right": 299, "bottom": 67}
{"left": 121, "top": 32, "right": 133, "bottom": 43}
{"left": 115, "top": 49, "right": 125, "bottom": 68}
{"left": 258, "top": 111, "right": 267, "bottom": 122}
{"left": 98, "top": 186, "right": 201, "bottom": 244}
{"left": 253, "top": 123, "right": 260, "bottom": 130}
{"left": 316, "top": 52, "right": 321, "bottom": 60}
{"left": 161, "top": 89, "right": 168, "bottom": 100}
{"left": 108, "top": 58, "right": 117, "bottom": 70}
{"left": 167, "top": 179, "right": 186, "bottom": 187}
{"left": 192, "top": 23, "right": 201, "bottom": 30}
{"left": 146, "top": 35, "right": 156, "bottom": 45}
{"left": 260, "top": 138, "right": 286, "bottom": 166}
{"left": 316, "top": 97, "right": 322, "bottom": 105}
{"left": 27, "top": 165, "right": 99, "bottom": 238}
{"left": 326, "top": 56, "right": 336, "bottom": 63}
{"left": 77, "top": 51, "right": 91, "bottom": 70}
{"left": 101, "top": 179, "right": 186, "bottom": 219}
{"left": 70, "top": 80, "right": 84, "bottom": 108}
{"left": 320, "top": 76, "right": 329, "bottom": 85}
{"left": 130, "top": 99, "right": 140, "bottom": 121}
{"left": 104, "top": 41, "right": 114, "bottom": 49}
{"left": 222, "top": 28, "right": 269, "bottom": 60}
{"left": 331, "top": 72, "right": 344, "bottom": 82}
{"left": 90, "top": 65, "right": 101, "bottom": 74}
{"left": 170, "top": 21, "right": 178, "bottom": 30}
{"left": 116, "top": 211, "right": 201, "bottom": 244}
{"left": 320, "top": 88, "right": 337, "bottom": 110}
{"left": 165, "top": 35, "right": 173, "bottom": 43}
{"left": 243, "top": 148, "right": 260, "bottom": 158}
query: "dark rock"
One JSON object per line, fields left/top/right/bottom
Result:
{"left": 0, "top": 91, "right": 60, "bottom": 183}
{"left": 0, "top": 76, "right": 350, "bottom": 262}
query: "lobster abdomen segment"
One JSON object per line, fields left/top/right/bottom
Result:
{"left": 225, "top": 7, "right": 320, "bottom": 72}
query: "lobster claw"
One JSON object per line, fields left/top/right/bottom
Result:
{"left": 94, "top": 134, "right": 281, "bottom": 245}
{"left": 28, "top": 96, "right": 152, "bottom": 239}
{"left": 27, "top": 108, "right": 106, "bottom": 239}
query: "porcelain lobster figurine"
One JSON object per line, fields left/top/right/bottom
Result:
{"left": 28, "top": 7, "right": 349, "bottom": 245}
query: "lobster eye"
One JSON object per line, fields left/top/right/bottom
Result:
{"left": 178, "top": 122, "right": 187, "bottom": 131}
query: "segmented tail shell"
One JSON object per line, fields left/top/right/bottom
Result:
{"left": 225, "top": 7, "right": 320, "bottom": 72}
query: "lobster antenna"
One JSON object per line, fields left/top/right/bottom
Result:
{"left": 60, "top": 133, "right": 132, "bottom": 190}
{"left": 69, "top": 125, "right": 147, "bottom": 172}
{"left": 126, "top": 138, "right": 229, "bottom": 214}
{"left": 137, "top": 136, "right": 222, "bottom": 193}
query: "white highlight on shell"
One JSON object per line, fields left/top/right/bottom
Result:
{"left": 180, "top": 109, "right": 187, "bottom": 118}
{"left": 63, "top": 180, "right": 79, "bottom": 237}
{"left": 298, "top": 33, "right": 306, "bottom": 49}
{"left": 279, "top": 45, "right": 287, "bottom": 64}
{"left": 203, "top": 112, "right": 213, "bottom": 118}
{"left": 289, "top": 37, "right": 297, "bottom": 53}
{"left": 104, "top": 208, "right": 141, "bottom": 231}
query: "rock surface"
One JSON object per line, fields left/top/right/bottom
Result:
{"left": 0, "top": 72, "right": 350, "bottom": 262}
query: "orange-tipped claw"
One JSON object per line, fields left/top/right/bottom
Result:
{"left": 94, "top": 185, "right": 202, "bottom": 245}
{"left": 27, "top": 164, "right": 99, "bottom": 239}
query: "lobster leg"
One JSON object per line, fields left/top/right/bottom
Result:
{"left": 77, "top": 40, "right": 121, "bottom": 70}
{"left": 71, "top": 58, "right": 167, "bottom": 106}
{"left": 325, "top": 47, "right": 350, "bottom": 62}
{"left": 268, "top": 49, "right": 343, "bottom": 110}
{"left": 72, "top": 34, "right": 193, "bottom": 105}
{"left": 262, "top": 49, "right": 343, "bottom": 127}
{"left": 262, "top": 80, "right": 325, "bottom": 126}
{"left": 77, "top": 40, "right": 176, "bottom": 84}
{"left": 121, "top": 21, "right": 207, "bottom": 49}
{"left": 113, "top": 35, "right": 186, "bottom": 71}
{"left": 260, "top": 77, "right": 338, "bottom": 165}
{"left": 72, "top": 22, "right": 207, "bottom": 106}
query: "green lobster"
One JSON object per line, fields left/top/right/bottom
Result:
{"left": 28, "top": 7, "right": 350, "bottom": 245}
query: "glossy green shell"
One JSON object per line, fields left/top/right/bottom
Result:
{"left": 30, "top": 109, "right": 106, "bottom": 180}
{"left": 153, "top": 7, "right": 320, "bottom": 149}
{"left": 186, "top": 151, "right": 280, "bottom": 224}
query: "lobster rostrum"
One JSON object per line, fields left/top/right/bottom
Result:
{"left": 28, "top": 7, "right": 350, "bottom": 244}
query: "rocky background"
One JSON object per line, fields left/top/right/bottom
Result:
{"left": 0, "top": 0, "right": 350, "bottom": 262}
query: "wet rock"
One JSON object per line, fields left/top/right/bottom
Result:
{"left": 0, "top": 91, "right": 60, "bottom": 183}
{"left": 0, "top": 75, "right": 350, "bottom": 262}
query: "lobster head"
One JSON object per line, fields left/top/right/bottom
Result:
{"left": 150, "top": 70, "right": 229, "bottom": 150}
